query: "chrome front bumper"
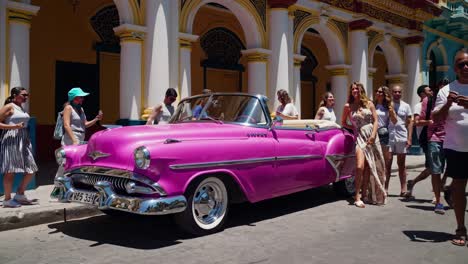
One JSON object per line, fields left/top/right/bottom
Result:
{"left": 51, "top": 176, "right": 187, "bottom": 215}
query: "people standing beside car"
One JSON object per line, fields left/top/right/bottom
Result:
{"left": 62, "top": 87, "right": 103, "bottom": 146}
{"left": 342, "top": 82, "right": 387, "bottom": 208}
{"left": 276, "top": 89, "right": 298, "bottom": 120}
{"left": 0, "top": 87, "right": 38, "bottom": 208}
{"left": 387, "top": 85, "right": 413, "bottom": 197}
{"left": 315, "top": 92, "right": 336, "bottom": 122}
{"left": 147, "top": 88, "right": 178, "bottom": 125}
{"left": 432, "top": 48, "right": 468, "bottom": 247}
{"left": 373, "top": 86, "right": 397, "bottom": 195}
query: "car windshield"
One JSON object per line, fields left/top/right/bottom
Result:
{"left": 170, "top": 94, "right": 269, "bottom": 126}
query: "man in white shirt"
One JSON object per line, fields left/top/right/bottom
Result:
{"left": 388, "top": 85, "right": 414, "bottom": 197}
{"left": 433, "top": 48, "right": 468, "bottom": 246}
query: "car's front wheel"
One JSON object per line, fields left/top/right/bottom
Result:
{"left": 333, "top": 176, "right": 356, "bottom": 197}
{"left": 174, "top": 177, "right": 229, "bottom": 235}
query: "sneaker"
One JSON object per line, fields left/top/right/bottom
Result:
{"left": 434, "top": 203, "right": 445, "bottom": 215}
{"left": 13, "top": 194, "right": 37, "bottom": 205}
{"left": 3, "top": 199, "right": 21, "bottom": 208}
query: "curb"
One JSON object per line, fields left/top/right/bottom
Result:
{"left": 0, "top": 205, "right": 101, "bottom": 232}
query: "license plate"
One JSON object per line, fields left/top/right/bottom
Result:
{"left": 70, "top": 191, "right": 99, "bottom": 205}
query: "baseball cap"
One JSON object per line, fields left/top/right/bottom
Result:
{"left": 68, "top": 87, "right": 90, "bottom": 102}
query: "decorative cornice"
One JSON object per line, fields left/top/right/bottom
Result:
{"left": 268, "top": 0, "right": 297, "bottom": 9}
{"left": 325, "top": 64, "right": 352, "bottom": 76}
{"left": 423, "top": 25, "right": 468, "bottom": 46}
{"left": 293, "top": 54, "right": 306, "bottom": 67}
{"left": 385, "top": 73, "right": 408, "bottom": 84}
{"left": 368, "top": 67, "right": 377, "bottom": 78}
{"left": 349, "top": 19, "right": 373, "bottom": 31}
{"left": 436, "top": 65, "right": 450, "bottom": 72}
{"left": 7, "top": 1, "right": 40, "bottom": 25}
{"left": 242, "top": 48, "right": 271, "bottom": 62}
{"left": 113, "top": 24, "right": 146, "bottom": 42}
{"left": 179, "top": 32, "right": 199, "bottom": 50}
{"left": 404, "top": 35, "right": 425, "bottom": 45}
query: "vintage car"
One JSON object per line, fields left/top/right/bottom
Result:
{"left": 51, "top": 93, "right": 355, "bottom": 235}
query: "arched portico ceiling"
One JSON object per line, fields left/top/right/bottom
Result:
{"left": 294, "top": 15, "right": 347, "bottom": 65}
{"left": 426, "top": 40, "right": 448, "bottom": 66}
{"left": 180, "top": 0, "right": 266, "bottom": 49}
{"left": 113, "top": 0, "right": 143, "bottom": 25}
{"left": 369, "top": 34, "right": 403, "bottom": 75}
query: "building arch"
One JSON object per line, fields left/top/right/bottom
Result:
{"left": 426, "top": 40, "right": 448, "bottom": 66}
{"left": 294, "top": 16, "right": 347, "bottom": 65}
{"left": 180, "top": 0, "right": 265, "bottom": 48}
{"left": 369, "top": 34, "right": 403, "bottom": 74}
{"left": 113, "top": 0, "right": 141, "bottom": 25}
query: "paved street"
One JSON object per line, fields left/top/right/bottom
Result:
{"left": 0, "top": 166, "right": 466, "bottom": 264}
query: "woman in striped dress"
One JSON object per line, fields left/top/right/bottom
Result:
{"left": 0, "top": 87, "right": 38, "bottom": 208}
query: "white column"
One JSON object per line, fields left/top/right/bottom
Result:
{"left": 179, "top": 32, "right": 198, "bottom": 100}
{"left": 368, "top": 67, "right": 377, "bottom": 99}
{"left": 326, "top": 64, "right": 351, "bottom": 124}
{"left": 114, "top": 24, "right": 146, "bottom": 121}
{"left": 144, "top": 0, "right": 178, "bottom": 116}
{"left": 350, "top": 20, "right": 372, "bottom": 95}
{"left": 0, "top": 0, "right": 7, "bottom": 104}
{"left": 269, "top": 7, "right": 292, "bottom": 109}
{"left": 242, "top": 48, "right": 271, "bottom": 96}
{"left": 6, "top": 1, "right": 39, "bottom": 112}
{"left": 293, "top": 54, "right": 306, "bottom": 118}
{"left": 404, "top": 36, "right": 424, "bottom": 109}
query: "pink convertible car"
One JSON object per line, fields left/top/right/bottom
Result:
{"left": 52, "top": 93, "right": 355, "bottom": 235}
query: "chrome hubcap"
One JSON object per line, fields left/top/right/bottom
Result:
{"left": 192, "top": 179, "right": 227, "bottom": 227}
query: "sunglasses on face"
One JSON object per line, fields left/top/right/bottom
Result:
{"left": 457, "top": 61, "right": 468, "bottom": 69}
{"left": 393, "top": 91, "right": 402, "bottom": 94}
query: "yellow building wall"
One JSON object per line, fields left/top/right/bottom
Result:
{"left": 301, "top": 33, "right": 331, "bottom": 119}
{"left": 373, "top": 51, "right": 388, "bottom": 94}
{"left": 30, "top": 0, "right": 116, "bottom": 124}
{"left": 191, "top": 5, "right": 248, "bottom": 96}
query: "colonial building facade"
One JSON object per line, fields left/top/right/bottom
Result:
{"left": 422, "top": 0, "right": 468, "bottom": 87}
{"left": 0, "top": 0, "right": 442, "bottom": 157}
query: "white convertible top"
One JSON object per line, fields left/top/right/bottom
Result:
{"left": 282, "top": 119, "right": 341, "bottom": 130}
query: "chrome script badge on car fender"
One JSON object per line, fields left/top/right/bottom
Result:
{"left": 88, "top": 151, "right": 111, "bottom": 161}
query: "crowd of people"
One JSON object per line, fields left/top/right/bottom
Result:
{"left": 0, "top": 48, "right": 467, "bottom": 247}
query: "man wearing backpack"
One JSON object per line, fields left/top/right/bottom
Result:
{"left": 405, "top": 85, "right": 433, "bottom": 198}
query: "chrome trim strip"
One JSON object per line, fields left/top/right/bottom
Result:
{"left": 51, "top": 177, "right": 186, "bottom": 215}
{"left": 67, "top": 166, "right": 167, "bottom": 196}
{"left": 170, "top": 155, "right": 322, "bottom": 170}
{"left": 325, "top": 154, "right": 356, "bottom": 182}
{"left": 88, "top": 151, "right": 111, "bottom": 161}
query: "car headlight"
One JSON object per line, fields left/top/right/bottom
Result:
{"left": 134, "top": 146, "right": 150, "bottom": 169}
{"left": 55, "top": 148, "right": 66, "bottom": 166}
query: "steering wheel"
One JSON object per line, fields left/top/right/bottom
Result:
{"left": 235, "top": 115, "right": 257, "bottom": 124}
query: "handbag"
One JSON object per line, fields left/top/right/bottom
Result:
{"left": 53, "top": 111, "right": 64, "bottom": 140}
{"left": 377, "top": 126, "right": 389, "bottom": 143}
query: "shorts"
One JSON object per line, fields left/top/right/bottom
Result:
{"left": 444, "top": 149, "right": 468, "bottom": 179}
{"left": 389, "top": 141, "right": 407, "bottom": 154}
{"left": 427, "top": 141, "right": 445, "bottom": 174}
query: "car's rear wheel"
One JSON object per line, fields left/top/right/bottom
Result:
{"left": 333, "top": 176, "right": 356, "bottom": 197}
{"left": 174, "top": 177, "right": 229, "bottom": 235}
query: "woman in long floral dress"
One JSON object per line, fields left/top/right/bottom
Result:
{"left": 342, "top": 82, "right": 387, "bottom": 207}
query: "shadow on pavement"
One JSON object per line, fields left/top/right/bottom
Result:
{"left": 47, "top": 185, "right": 342, "bottom": 250}
{"left": 406, "top": 205, "right": 450, "bottom": 211}
{"left": 402, "top": 230, "right": 453, "bottom": 243}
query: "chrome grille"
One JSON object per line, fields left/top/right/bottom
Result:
{"left": 71, "top": 174, "right": 132, "bottom": 194}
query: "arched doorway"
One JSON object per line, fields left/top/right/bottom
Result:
{"left": 299, "top": 29, "right": 331, "bottom": 119}
{"left": 190, "top": 3, "right": 249, "bottom": 95}
{"left": 372, "top": 46, "right": 388, "bottom": 94}
{"left": 199, "top": 27, "right": 245, "bottom": 93}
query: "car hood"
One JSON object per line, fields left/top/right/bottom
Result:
{"left": 79, "top": 123, "right": 251, "bottom": 170}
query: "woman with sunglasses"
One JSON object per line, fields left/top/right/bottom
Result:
{"left": 315, "top": 92, "right": 336, "bottom": 122}
{"left": 147, "top": 88, "right": 178, "bottom": 125}
{"left": 0, "top": 87, "right": 38, "bottom": 208}
{"left": 374, "top": 86, "right": 397, "bottom": 195}
{"left": 62, "top": 87, "right": 103, "bottom": 146}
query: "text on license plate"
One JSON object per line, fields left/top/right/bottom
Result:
{"left": 70, "top": 191, "right": 99, "bottom": 204}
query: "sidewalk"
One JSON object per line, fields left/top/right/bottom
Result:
{"left": 1, "top": 155, "right": 425, "bottom": 232}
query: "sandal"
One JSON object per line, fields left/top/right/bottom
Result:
{"left": 451, "top": 228, "right": 467, "bottom": 247}
{"left": 354, "top": 200, "right": 365, "bottom": 208}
